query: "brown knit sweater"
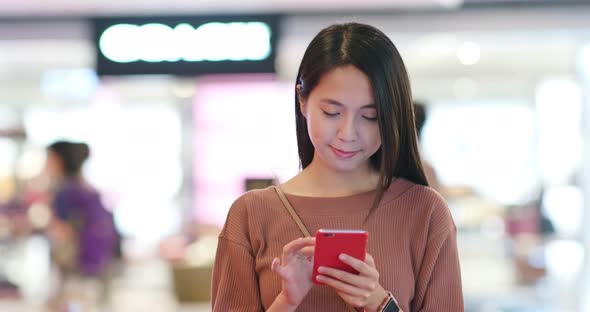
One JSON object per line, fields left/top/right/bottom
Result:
{"left": 211, "top": 178, "right": 464, "bottom": 311}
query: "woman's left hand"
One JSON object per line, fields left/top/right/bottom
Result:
{"left": 315, "top": 253, "right": 388, "bottom": 312}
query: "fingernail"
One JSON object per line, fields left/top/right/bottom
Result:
{"left": 339, "top": 254, "right": 347, "bottom": 260}
{"left": 316, "top": 275, "right": 324, "bottom": 281}
{"left": 318, "top": 267, "right": 326, "bottom": 273}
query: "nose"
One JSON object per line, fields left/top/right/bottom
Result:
{"left": 337, "top": 116, "right": 358, "bottom": 142}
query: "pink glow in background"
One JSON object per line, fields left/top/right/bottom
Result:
{"left": 193, "top": 77, "right": 300, "bottom": 226}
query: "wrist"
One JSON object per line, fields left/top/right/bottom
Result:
{"left": 363, "top": 288, "right": 389, "bottom": 312}
{"left": 270, "top": 292, "right": 298, "bottom": 312}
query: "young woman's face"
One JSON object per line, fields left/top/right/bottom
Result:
{"left": 300, "top": 65, "right": 381, "bottom": 173}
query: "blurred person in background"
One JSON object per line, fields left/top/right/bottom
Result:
{"left": 413, "top": 101, "right": 442, "bottom": 193}
{"left": 44, "top": 141, "right": 119, "bottom": 311}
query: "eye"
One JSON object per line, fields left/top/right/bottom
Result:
{"left": 361, "top": 108, "right": 377, "bottom": 121}
{"left": 322, "top": 110, "right": 340, "bottom": 117}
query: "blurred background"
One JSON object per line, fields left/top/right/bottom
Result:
{"left": 1, "top": 0, "right": 590, "bottom": 311}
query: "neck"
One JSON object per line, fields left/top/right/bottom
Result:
{"left": 297, "top": 157, "right": 379, "bottom": 197}
{"left": 53, "top": 174, "right": 82, "bottom": 184}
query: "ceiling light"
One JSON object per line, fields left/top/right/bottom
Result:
{"left": 456, "top": 41, "right": 480, "bottom": 66}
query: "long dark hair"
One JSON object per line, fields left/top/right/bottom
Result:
{"left": 295, "top": 23, "right": 428, "bottom": 213}
{"left": 48, "top": 141, "right": 90, "bottom": 177}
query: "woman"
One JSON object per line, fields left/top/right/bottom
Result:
{"left": 212, "top": 23, "right": 463, "bottom": 311}
{"left": 45, "top": 141, "right": 118, "bottom": 309}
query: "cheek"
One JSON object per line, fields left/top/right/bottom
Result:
{"left": 45, "top": 156, "right": 62, "bottom": 175}
{"left": 362, "top": 125, "right": 381, "bottom": 149}
{"left": 307, "top": 116, "right": 332, "bottom": 144}
{"left": 44, "top": 157, "right": 54, "bottom": 171}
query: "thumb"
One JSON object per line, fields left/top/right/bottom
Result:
{"left": 271, "top": 257, "right": 286, "bottom": 278}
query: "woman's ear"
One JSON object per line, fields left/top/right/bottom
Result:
{"left": 296, "top": 84, "right": 307, "bottom": 117}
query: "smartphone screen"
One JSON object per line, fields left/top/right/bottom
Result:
{"left": 312, "top": 229, "right": 368, "bottom": 285}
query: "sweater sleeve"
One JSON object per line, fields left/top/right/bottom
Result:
{"left": 412, "top": 198, "right": 464, "bottom": 312}
{"left": 211, "top": 237, "right": 263, "bottom": 311}
{"left": 211, "top": 194, "right": 263, "bottom": 312}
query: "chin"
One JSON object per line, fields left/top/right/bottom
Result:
{"left": 326, "top": 157, "right": 366, "bottom": 173}
{"left": 314, "top": 148, "right": 371, "bottom": 173}
{"left": 331, "top": 166, "right": 362, "bottom": 173}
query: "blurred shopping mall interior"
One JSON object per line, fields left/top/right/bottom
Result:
{"left": 2, "top": 0, "right": 590, "bottom": 311}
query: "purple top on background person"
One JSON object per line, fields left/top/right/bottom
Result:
{"left": 53, "top": 179, "right": 117, "bottom": 276}
{"left": 46, "top": 140, "right": 118, "bottom": 277}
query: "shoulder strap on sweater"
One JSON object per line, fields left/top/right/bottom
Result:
{"left": 273, "top": 186, "right": 311, "bottom": 237}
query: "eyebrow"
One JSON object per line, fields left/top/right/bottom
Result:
{"left": 320, "top": 98, "right": 376, "bottom": 109}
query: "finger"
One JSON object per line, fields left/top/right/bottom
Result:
{"left": 282, "top": 237, "right": 316, "bottom": 256}
{"left": 271, "top": 257, "right": 285, "bottom": 278}
{"left": 315, "top": 274, "right": 371, "bottom": 299}
{"left": 365, "top": 253, "right": 376, "bottom": 268}
{"left": 339, "top": 254, "right": 374, "bottom": 276}
{"left": 271, "top": 257, "right": 280, "bottom": 271}
{"left": 317, "top": 266, "right": 374, "bottom": 291}
{"left": 300, "top": 246, "right": 315, "bottom": 257}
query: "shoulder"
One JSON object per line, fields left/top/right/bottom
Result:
{"left": 405, "top": 182, "right": 447, "bottom": 211}
{"left": 220, "top": 187, "right": 279, "bottom": 240}
{"left": 383, "top": 178, "right": 443, "bottom": 206}
{"left": 390, "top": 179, "right": 455, "bottom": 234}
{"left": 54, "top": 182, "right": 81, "bottom": 205}
{"left": 226, "top": 186, "right": 278, "bottom": 216}
{"left": 57, "top": 180, "right": 99, "bottom": 197}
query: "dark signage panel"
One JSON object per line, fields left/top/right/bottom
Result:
{"left": 92, "top": 15, "right": 280, "bottom": 76}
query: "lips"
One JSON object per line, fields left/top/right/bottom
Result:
{"left": 330, "top": 146, "right": 359, "bottom": 159}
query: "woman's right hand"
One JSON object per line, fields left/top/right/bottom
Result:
{"left": 270, "top": 237, "right": 316, "bottom": 310}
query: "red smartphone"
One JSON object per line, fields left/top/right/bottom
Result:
{"left": 312, "top": 229, "right": 368, "bottom": 285}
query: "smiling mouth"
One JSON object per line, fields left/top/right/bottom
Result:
{"left": 330, "top": 146, "right": 360, "bottom": 158}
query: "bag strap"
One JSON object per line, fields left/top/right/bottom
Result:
{"left": 273, "top": 185, "right": 359, "bottom": 312}
{"left": 274, "top": 185, "right": 311, "bottom": 237}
